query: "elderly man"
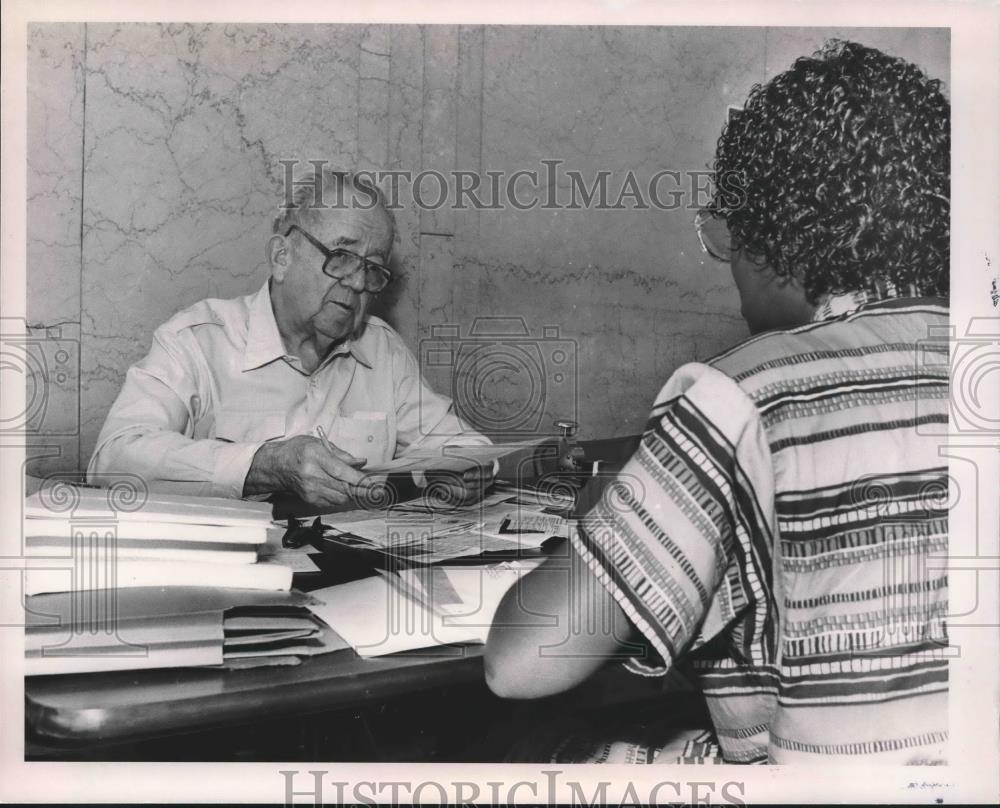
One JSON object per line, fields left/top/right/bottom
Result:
{"left": 486, "top": 41, "right": 949, "bottom": 765}
{"left": 89, "top": 169, "right": 489, "bottom": 509}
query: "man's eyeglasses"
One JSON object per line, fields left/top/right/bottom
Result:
{"left": 284, "top": 224, "right": 393, "bottom": 293}
{"left": 694, "top": 209, "right": 733, "bottom": 263}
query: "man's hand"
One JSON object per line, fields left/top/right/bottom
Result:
{"left": 244, "top": 435, "right": 371, "bottom": 509}
{"left": 421, "top": 465, "right": 496, "bottom": 509}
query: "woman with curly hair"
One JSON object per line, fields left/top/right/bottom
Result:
{"left": 703, "top": 39, "right": 949, "bottom": 330}
{"left": 487, "top": 41, "right": 950, "bottom": 765}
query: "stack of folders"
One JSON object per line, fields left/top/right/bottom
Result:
{"left": 22, "top": 486, "right": 291, "bottom": 596}
{"left": 21, "top": 486, "right": 349, "bottom": 675}
{"left": 24, "top": 586, "right": 348, "bottom": 675}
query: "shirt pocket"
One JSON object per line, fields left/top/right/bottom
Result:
{"left": 214, "top": 409, "right": 287, "bottom": 444}
{"left": 329, "top": 410, "right": 390, "bottom": 463}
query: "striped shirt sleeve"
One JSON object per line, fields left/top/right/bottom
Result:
{"left": 570, "top": 362, "right": 777, "bottom": 674}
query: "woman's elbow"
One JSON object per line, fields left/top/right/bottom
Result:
{"left": 484, "top": 653, "right": 573, "bottom": 700}
{"left": 484, "top": 553, "right": 613, "bottom": 699}
{"left": 484, "top": 629, "right": 596, "bottom": 700}
{"left": 483, "top": 652, "right": 528, "bottom": 699}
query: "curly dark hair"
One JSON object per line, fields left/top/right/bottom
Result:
{"left": 709, "top": 40, "right": 950, "bottom": 304}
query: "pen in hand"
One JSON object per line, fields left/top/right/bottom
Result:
{"left": 315, "top": 425, "right": 379, "bottom": 505}
{"left": 315, "top": 425, "right": 367, "bottom": 468}
{"left": 314, "top": 424, "right": 334, "bottom": 454}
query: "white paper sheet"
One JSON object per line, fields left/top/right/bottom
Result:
{"left": 24, "top": 559, "right": 292, "bottom": 596}
{"left": 25, "top": 487, "right": 274, "bottom": 528}
{"left": 24, "top": 517, "right": 267, "bottom": 545}
{"left": 25, "top": 538, "right": 259, "bottom": 565}
{"left": 308, "top": 576, "right": 485, "bottom": 657}
{"left": 25, "top": 639, "right": 224, "bottom": 675}
{"left": 310, "top": 559, "right": 543, "bottom": 657}
{"left": 362, "top": 440, "right": 545, "bottom": 475}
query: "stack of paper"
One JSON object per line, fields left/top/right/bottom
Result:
{"left": 23, "top": 486, "right": 292, "bottom": 596}
{"left": 24, "top": 586, "right": 349, "bottom": 675}
{"left": 307, "top": 559, "right": 544, "bottom": 657}
{"left": 316, "top": 483, "right": 574, "bottom": 565}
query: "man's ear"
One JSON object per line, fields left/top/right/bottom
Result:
{"left": 267, "top": 234, "right": 289, "bottom": 281}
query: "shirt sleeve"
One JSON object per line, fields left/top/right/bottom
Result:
{"left": 569, "top": 362, "right": 776, "bottom": 675}
{"left": 390, "top": 338, "right": 491, "bottom": 454}
{"left": 86, "top": 325, "right": 263, "bottom": 498}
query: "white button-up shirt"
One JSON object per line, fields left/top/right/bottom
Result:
{"left": 88, "top": 282, "right": 489, "bottom": 497}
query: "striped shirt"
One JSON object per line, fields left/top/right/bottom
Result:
{"left": 572, "top": 296, "right": 949, "bottom": 763}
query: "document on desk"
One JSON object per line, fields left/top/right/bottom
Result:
{"left": 25, "top": 610, "right": 225, "bottom": 675}
{"left": 23, "top": 517, "right": 268, "bottom": 545}
{"left": 485, "top": 480, "right": 578, "bottom": 516}
{"left": 308, "top": 559, "right": 543, "bottom": 657}
{"left": 25, "top": 638, "right": 226, "bottom": 675}
{"left": 23, "top": 488, "right": 291, "bottom": 596}
{"left": 322, "top": 516, "right": 542, "bottom": 564}
{"left": 380, "top": 560, "right": 545, "bottom": 619}
{"left": 25, "top": 536, "right": 259, "bottom": 565}
{"left": 24, "top": 558, "right": 293, "bottom": 596}
{"left": 257, "top": 549, "right": 321, "bottom": 574}
{"left": 318, "top": 484, "right": 572, "bottom": 564}
{"left": 222, "top": 620, "right": 349, "bottom": 660}
{"left": 25, "top": 487, "right": 274, "bottom": 529}
{"left": 257, "top": 528, "right": 322, "bottom": 573}
{"left": 363, "top": 440, "right": 546, "bottom": 476}
{"left": 24, "top": 586, "right": 346, "bottom": 675}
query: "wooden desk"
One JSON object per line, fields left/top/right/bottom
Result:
{"left": 27, "top": 645, "right": 486, "bottom": 747}
{"left": 26, "top": 436, "right": 668, "bottom": 759}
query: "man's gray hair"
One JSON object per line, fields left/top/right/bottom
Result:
{"left": 273, "top": 166, "right": 395, "bottom": 237}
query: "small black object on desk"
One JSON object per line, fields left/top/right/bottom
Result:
{"left": 281, "top": 515, "right": 324, "bottom": 549}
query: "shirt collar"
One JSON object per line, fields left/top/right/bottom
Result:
{"left": 322, "top": 331, "right": 374, "bottom": 371}
{"left": 242, "top": 282, "right": 287, "bottom": 371}
{"left": 241, "top": 282, "right": 374, "bottom": 372}
{"left": 812, "top": 280, "right": 921, "bottom": 322}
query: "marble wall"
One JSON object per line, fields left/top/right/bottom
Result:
{"left": 26, "top": 24, "right": 950, "bottom": 474}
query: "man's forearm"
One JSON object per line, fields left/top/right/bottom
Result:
{"left": 242, "top": 441, "right": 286, "bottom": 497}
{"left": 88, "top": 428, "right": 261, "bottom": 499}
